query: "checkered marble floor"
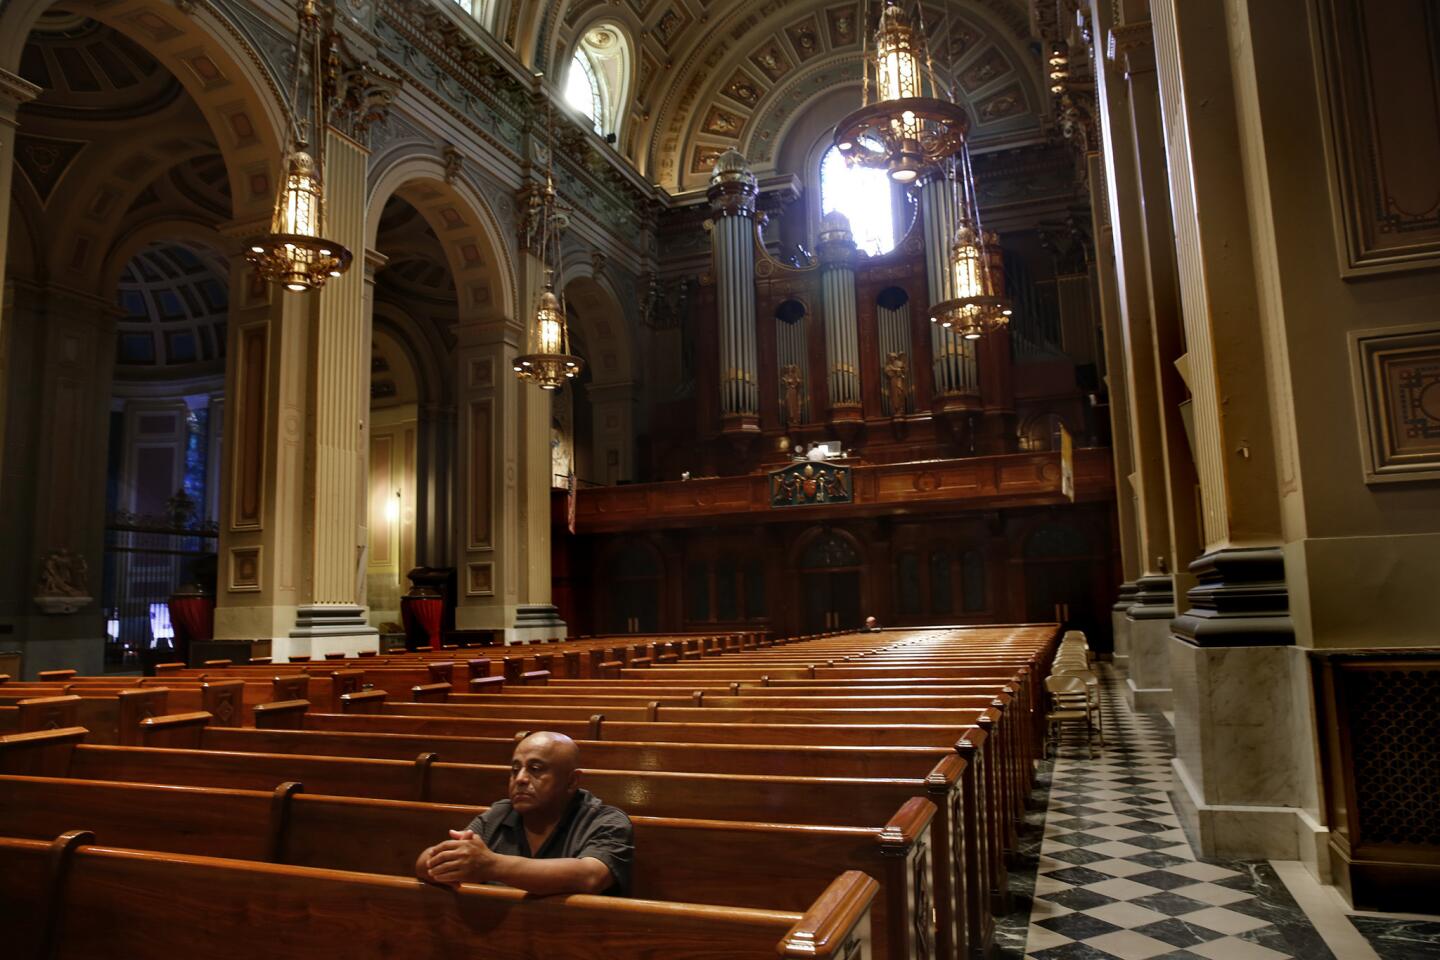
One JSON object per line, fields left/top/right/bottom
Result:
{"left": 1019, "top": 670, "right": 1335, "bottom": 960}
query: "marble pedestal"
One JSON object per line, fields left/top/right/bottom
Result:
{"left": 1169, "top": 637, "right": 1330, "bottom": 879}
{"left": 1111, "top": 609, "right": 1131, "bottom": 674}
{"left": 275, "top": 604, "right": 379, "bottom": 662}
{"left": 456, "top": 603, "right": 568, "bottom": 645}
{"left": 1125, "top": 615, "right": 1174, "bottom": 710}
{"left": 1111, "top": 582, "right": 1138, "bottom": 674}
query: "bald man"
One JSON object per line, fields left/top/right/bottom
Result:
{"left": 414, "top": 731, "right": 633, "bottom": 896}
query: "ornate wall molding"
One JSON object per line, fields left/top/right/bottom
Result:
{"left": 1348, "top": 321, "right": 1440, "bottom": 483}
{"left": 1314, "top": 0, "right": 1440, "bottom": 275}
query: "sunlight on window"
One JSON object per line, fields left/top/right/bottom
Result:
{"left": 566, "top": 51, "right": 603, "bottom": 135}
{"left": 821, "top": 145, "right": 896, "bottom": 256}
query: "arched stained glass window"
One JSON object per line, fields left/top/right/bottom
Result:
{"left": 820, "top": 144, "right": 897, "bottom": 256}
{"left": 565, "top": 49, "right": 603, "bottom": 135}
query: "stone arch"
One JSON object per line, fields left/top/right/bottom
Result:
{"left": 365, "top": 150, "right": 516, "bottom": 324}
{"left": 100, "top": 217, "right": 236, "bottom": 302}
{"left": 1, "top": 0, "right": 288, "bottom": 224}
{"left": 371, "top": 299, "right": 450, "bottom": 408}
{"left": 558, "top": 262, "right": 634, "bottom": 388}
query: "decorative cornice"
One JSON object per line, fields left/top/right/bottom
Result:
{"left": 0, "top": 67, "right": 42, "bottom": 108}
{"left": 1172, "top": 547, "right": 1294, "bottom": 647}
{"left": 1107, "top": 21, "right": 1155, "bottom": 75}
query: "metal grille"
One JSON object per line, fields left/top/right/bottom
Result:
{"left": 1344, "top": 667, "right": 1440, "bottom": 847}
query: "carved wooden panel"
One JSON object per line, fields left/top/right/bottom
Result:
{"left": 1316, "top": 0, "right": 1440, "bottom": 274}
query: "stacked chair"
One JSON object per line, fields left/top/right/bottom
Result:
{"left": 1043, "top": 630, "right": 1103, "bottom": 759}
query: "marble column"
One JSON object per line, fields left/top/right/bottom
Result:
{"left": 706, "top": 149, "right": 760, "bottom": 438}
{"left": 213, "top": 133, "right": 378, "bottom": 661}
{"left": 816, "top": 212, "right": 862, "bottom": 433}
{"left": 279, "top": 132, "right": 376, "bottom": 657}
{"left": 917, "top": 168, "right": 980, "bottom": 413}
{"left": 0, "top": 68, "right": 40, "bottom": 497}
{"left": 1087, "top": 149, "right": 1143, "bottom": 670}
{"left": 1113, "top": 19, "right": 1203, "bottom": 645}
{"left": 1148, "top": 0, "right": 1319, "bottom": 871}
{"left": 1092, "top": 7, "right": 1177, "bottom": 710}
{"left": 0, "top": 283, "right": 120, "bottom": 676}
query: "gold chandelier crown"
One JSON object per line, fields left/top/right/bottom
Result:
{"left": 833, "top": 1, "right": 969, "bottom": 183}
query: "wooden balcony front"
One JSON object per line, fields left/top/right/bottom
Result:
{"left": 575, "top": 448, "right": 1114, "bottom": 533}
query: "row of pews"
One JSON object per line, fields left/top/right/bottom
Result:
{"left": 0, "top": 625, "right": 1058, "bottom": 960}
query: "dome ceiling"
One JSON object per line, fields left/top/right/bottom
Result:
{"left": 18, "top": 14, "right": 183, "bottom": 119}
{"left": 115, "top": 241, "right": 229, "bottom": 376}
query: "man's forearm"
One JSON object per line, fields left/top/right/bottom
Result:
{"left": 486, "top": 854, "right": 611, "bottom": 895}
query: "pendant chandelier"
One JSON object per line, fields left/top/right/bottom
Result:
{"left": 833, "top": 2, "right": 969, "bottom": 183}
{"left": 929, "top": 144, "right": 1013, "bottom": 339}
{"left": 514, "top": 109, "right": 583, "bottom": 391}
{"left": 246, "top": 0, "right": 351, "bottom": 293}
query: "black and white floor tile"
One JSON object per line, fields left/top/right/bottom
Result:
{"left": 1011, "top": 669, "right": 1338, "bottom": 960}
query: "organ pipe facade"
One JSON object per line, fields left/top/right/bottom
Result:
{"left": 817, "top": 211, "right": 861, "bottom": 417}
{"left": 707, "top": 150, "right": 761, "bottom": 429}
{"left": 919, "top": 170, "right": 979, "bottom": 397}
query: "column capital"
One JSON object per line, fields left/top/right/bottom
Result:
{"left": 707, "top": 148, "right": 758, "bottom": 218}
{"left": 1108, "top": 21, "right": 1156, "bottom": 77}
{"left": 816, "top": 211, "right": 858, "bottom": 267}
{"left": 364, "top": 248, "right": 389, "bottom": 280}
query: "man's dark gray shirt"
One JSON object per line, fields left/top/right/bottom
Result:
{"left": 464, "top": 789, "right": 633, "bottom": 896}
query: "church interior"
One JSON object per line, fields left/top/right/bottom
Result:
{"left": 0, "top": 0, "right": 1436, "bottom": 956}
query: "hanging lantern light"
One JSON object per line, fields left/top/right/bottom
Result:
{"left": 246, "top": 0, "right": 351, "bottom": 293}
{"left": 1048, "top": 41, "right": 1070, "bottom": 96}
{"left": 515, "top": 108, "right": 583, "bottom": 391}
{"left": 514, "top": 269, "right": 584, "bottom": 390}
{"left": 929, "top": 146, "right": 1013, "bottom": 338}
{"left": 834, "top": 2, "right": 969, "bottom": 183}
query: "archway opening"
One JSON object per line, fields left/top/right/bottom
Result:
{"left": 367, "top": 193, "right": 458, "bottom": 632}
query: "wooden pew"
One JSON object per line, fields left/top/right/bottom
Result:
{"left": 0, "top": 681, "right": 245, "bottom": 731}
{"left": 0, "top": 776, "right": 909, "bottom": 960}
{"left": 0, "top": 735, "right": 949, "bottom": 960}
{"left": 0, "top": 695, "right": 80, "bottom": 735}
{"left": 0, "top": 832, "right": 875, "bottom": 960}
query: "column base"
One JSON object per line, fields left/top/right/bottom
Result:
{"left": 454, "top": 603, "right": 568, "bottom": 645}
{"left": 510, "top": 603, "right": 567, "bottom": 645}
{"left": 1125, "top": 577, "right": 1174, "bottom": 711}
{"left": 1171, "top": 755, "right": 1331, "bottom": 877}
{"left": 1111, "top": 581, "right": 1139, "bottom": 675}
{"left": 279, "top": 604, "right": 379, "bottom": 662}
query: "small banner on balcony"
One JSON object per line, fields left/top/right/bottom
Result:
{"left": 1060, "top": 424, "right": 1075, "bottom": 502}
{"left": 770, "top": 462, "right": 852, "bottom": 508}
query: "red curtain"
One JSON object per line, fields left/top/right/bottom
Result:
{"left": 169, "top": 595, "right": 214, "bottom": 644}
